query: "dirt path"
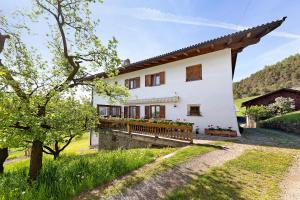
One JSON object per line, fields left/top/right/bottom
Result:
{"left": 104, "top": 143, "right": 250, "bottom": 200}
{"left": 4, "top": 156, "right": 29, "bottom": 165}
{"left": 281, "top": 153, "right": 300, "bottom": 200}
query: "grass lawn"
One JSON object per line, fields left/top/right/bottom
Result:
{"left": 235, "top": 96, "right": 258, "bottom": 116}
{"left": 262, "top": 110, "right": 300, "bottom": 123}
{"left": 63, "top": 132, "right": 96, "bottom": 155}
{"left": 0, "top": 148, "right": 175, "bottom": 200}
{"left": 165, "top": 148, "right": 298, "bottom": 200}
{"left": 6, "top": 132, "right": 93, "bottom": 161}
{"left": 100, "top": 145, "right": 216, "bottom": 198}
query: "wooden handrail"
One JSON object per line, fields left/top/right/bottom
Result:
{"left": 98, "top": 118, "right": 193, "bottom": 143}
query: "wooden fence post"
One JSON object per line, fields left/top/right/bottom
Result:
{"left": 189, "top": 128, "right": 193, "bottom": 144}
{"left": 127, "top": 122, "right": 131, "bottom": 134}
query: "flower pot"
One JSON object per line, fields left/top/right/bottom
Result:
{"left": 204, "top": 129, "right": 237, "bottom": 137}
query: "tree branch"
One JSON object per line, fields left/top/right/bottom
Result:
{"left": 58, "top": 135, "right": 74, "bottom": 153}
{"left": 43, "top": 145, "right": 55, "bottom": 155}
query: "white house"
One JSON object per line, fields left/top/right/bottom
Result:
{"left": 89, "top": 17, "right": 286, "bottom": 145}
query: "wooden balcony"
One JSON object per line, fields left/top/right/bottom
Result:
{"left": 97, "top": 118, "right": 193, "bottom": 143}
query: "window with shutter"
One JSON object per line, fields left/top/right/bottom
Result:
{"left": 145, "top": 72, "right": 165, "bottom": 87}
{"left": 97, "top": 105, "right": 121, "bottom": 117}
{"left": 126, "top": 77, "right": 140, "bottom": 89}
{"left": 128, "top": 106, "right": 140, "bottom": 118}
{"left": 148, "top": 105, "right": 165, "bottom": 118}
{"left": 186, "top": 64, "right": 202, "bottom": 81}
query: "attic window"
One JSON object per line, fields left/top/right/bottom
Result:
{"left": 186, "top": 64, "right": 202, "bottom": 82}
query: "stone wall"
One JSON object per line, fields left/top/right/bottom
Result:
{"left": 258, "top": 121, "right": 300, "bottom": 134}
{"left": 96, "top": 130, "right": 188, "bottom": 150}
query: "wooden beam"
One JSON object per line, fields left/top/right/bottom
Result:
{"left": 228, "top": 38, "right": 260, "bottom": 50}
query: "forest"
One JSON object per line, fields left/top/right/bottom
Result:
{"left": 234, "top": 54, "right": 300, "bottom": 99}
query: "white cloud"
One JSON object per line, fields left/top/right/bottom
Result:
{"left": 107, "top": 7, "right": 300, "bottom": 40}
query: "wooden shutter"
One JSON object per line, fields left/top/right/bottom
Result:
{"left": 136, "top": 77, "right": 140, "bottom": 88}
{"left": 145, "top": 106, "right": 150, "bottom": 119}
{"left": 124, "top": 106, "right": 128, "bottom": 118}
{"left": 145, "top": 75, "right": 151, "bottom": 87}
{"left": 159, "top": 105, "right": 165, "bottom": 118}
{"left": 117, "top": 106, "right": 121, "bottom": 117}
{"left": 108, "top": 106, "right": 112, "bottom": 116}
{"left": 186, "top": 64, "right": 202, "bottom": 81}
{"left": 125, "top": 79, "right": 129, "bottom": 88}
{"left": 136, "top": 106, "right": 140, "bottom": 118}
{"left": 160, "top": 72, "right": 165, "bottom": 85}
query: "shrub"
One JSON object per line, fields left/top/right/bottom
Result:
{"left": 245, "top": 105, "right": 274, "bottom": 121}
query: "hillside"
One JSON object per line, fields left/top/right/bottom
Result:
{"left": 233, "top": 54, "right": 300, "bottom": 98}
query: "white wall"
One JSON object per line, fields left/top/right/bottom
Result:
{"left": 93, "top": 48, "right": 240, "bottom": 136}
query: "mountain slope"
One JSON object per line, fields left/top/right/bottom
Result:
{"left": 233, "top": 54, "right": 300, "bottom": 98}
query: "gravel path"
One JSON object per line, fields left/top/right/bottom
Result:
{"left": 105, "top": 143, "right": 250, "bottom": 200}
{"left": 281, "top": 153, "right": 300, "bottom": 200}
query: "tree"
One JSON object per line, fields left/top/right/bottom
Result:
{"left": 0, "top": 0, "right": 128, "bottom": 181}
{"left": 42, "top": 97, "right": 96, "bottom": 160}
{"left": 0, "top": 92, "right": 28, "bottom": 173}
{"left": 233, "top": 54, "right": 300, "bottom": 98}
{"left": 268, "top": 97, "right": 295, "bottom": 115}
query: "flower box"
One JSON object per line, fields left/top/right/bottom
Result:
{"left": 204, "top": 129, "right": 237, "bottom": 137}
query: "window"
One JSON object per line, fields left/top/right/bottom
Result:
{"left": 97, "top": 105, "right": 121, "bottom": 117}
{"left": 151, "top": 105, "right": 160, "bottom": 118}
{"left": 145, "top": 105, "right": 165, "bottom": 119}
{"left": 111, "top": 106, "right": 121, "bottom": 117}
{"left": 99, "top": 106, "right": 109, "bottom": 117}
{"left": 125, "top": 77, "right": 140, "bottom": 89}
{"left": 124, "top": 106, "right": 140, "bottom": 118}
{"left": 129, "top": 106, "right": 137, "bottom": 118}
{"left": 187, "top": 104, "right": 201, "bottom": 116}
{"left": 152, "top": 74, "right": 160, "bottom": 86}
{"left": 145, "top": 72, "right": 165, "bottom": 87}
{"left": 186, "top": 64, "right": 202, "bottom": 81}
{"left": 129, "top": 79, "right": 136, "bottom": 89}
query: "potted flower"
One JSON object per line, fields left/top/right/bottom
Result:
{"left": 205, "top": 125, "right": 237, "bottom": 137}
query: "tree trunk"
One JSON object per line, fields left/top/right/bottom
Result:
{"left": 53, "top": 152, "right": 60, "bottom": 160}
{"left": 0, "top": 148, "right": 8, "bottom": 174}
{"left": 28, "top": 140, "right": 43, "bottom": 181}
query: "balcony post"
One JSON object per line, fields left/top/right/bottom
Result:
{"left": 127, "top": 122, "right": 131, "bottom": 134}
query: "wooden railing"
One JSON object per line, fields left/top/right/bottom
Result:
{"left": 97, "top": 118, "right": 127, "bottom": 131}
{"left": 98, "top": 118, "right": 193, "bottom": 143}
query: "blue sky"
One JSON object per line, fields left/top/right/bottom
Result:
{"left": 1, "top": 0, "right": 300, "bottom": 81}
